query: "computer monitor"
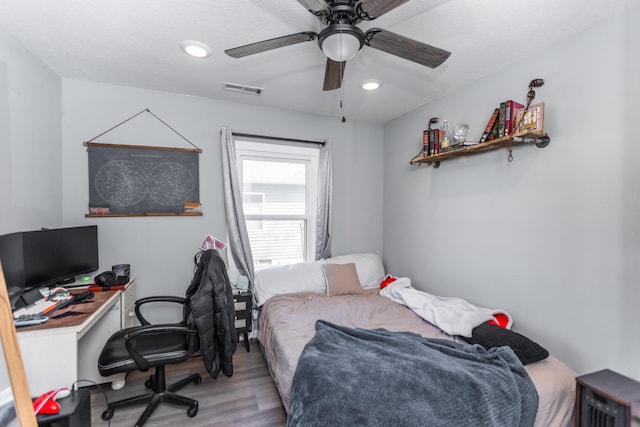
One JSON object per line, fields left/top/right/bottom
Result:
{"left": 0, "top": 225, "right": 99, "bottom": 301}
{"left": 0, "top": 231, "right": 26, "bottom": 298}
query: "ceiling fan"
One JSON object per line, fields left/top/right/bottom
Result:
{"left": 224, "top": 0, "right": 451, "bottom": 91}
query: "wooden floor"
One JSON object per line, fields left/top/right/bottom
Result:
{"left": 89, "top": 340, "right": 287, "bottom": 426}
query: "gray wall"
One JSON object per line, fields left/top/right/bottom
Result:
{"left": 0, "top": 26, "right": 62, "bottom": 396}
{"left": 383, "top": 9, "right": 640, "bottom": 380}
{"left": 0, "top": 27, "right": 62, "bottom": 234}
{"left": 61, "top": 79, "right": 384, "bottom": 321}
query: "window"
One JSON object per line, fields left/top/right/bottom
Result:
{"left": 243, "top": 192, "right": 265, "bottom": 231}
{"left": 236, "top": 140, "right": 318, "bottom": 269}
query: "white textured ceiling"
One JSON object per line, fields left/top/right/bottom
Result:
{"left": 0, "top": 0, "right": 635, "bottom": 123}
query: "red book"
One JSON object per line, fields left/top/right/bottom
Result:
{"left": 504, "top": 100, "right": 525, "bottom": 136}
{"left": 422, "top": 130, "right": 429, "bottom": 156}
{"left": 480, "top": 108, "right": 500, "bottom": 143}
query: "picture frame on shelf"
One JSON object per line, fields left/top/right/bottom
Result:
{"left": 514, "top": 102, "right": 544, "bottom": 134}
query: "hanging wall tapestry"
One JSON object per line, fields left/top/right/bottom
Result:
{"left": 84, "top": 109, "right": 202, "bottom": 217}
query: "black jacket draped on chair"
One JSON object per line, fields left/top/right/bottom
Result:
{"left": 186, "top": 249, "right": 238, "bottom": 378}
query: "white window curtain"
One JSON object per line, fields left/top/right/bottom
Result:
{"left": 220, "top": 127, "right": 333, "bottom": 287}
{"left": 220, "top": 127, "right": 255, "bottom": 287}
{"left": 315, "top": 139, "right": 332, "bottom": 260}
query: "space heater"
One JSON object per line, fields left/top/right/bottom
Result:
{"left": 576, "top": 369, "right": 640, "bottom": 427}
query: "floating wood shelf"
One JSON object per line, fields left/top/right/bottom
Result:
{"left": 409, "top": 131, "right": 550, "bottom": 168}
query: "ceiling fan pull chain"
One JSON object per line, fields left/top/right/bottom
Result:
{"left": 340, "top": 59, "right": 346, "bottom": 122}
{"left": 508, "top": 147, "right": 513, "bottom": 162}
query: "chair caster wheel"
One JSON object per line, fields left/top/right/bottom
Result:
{"left": 145, "top": 374, "right": 155, "bottom": 388}
{"left": 111, "top": 379, "right": 126, "bottom": 390}
{"left": 187, "top": 403, "right": 198, "bottom": 418}
{"left": 194, "top": 374, "right": 202, "bottom": 385}
{"left": 102, "top": 408, "right": 114, "bottom": 421}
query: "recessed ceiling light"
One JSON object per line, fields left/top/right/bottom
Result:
{"left": 361, "top": 79, "right": 381, "bottom": 91}
{"left": 180, "top": 40, "right": 212, "bottom": 58}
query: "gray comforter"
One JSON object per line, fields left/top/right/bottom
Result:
{"left": 287, "top": 320, "right": 538, "bottom": 427}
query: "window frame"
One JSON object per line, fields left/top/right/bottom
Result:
{"left": 235, "top": 140, "right": 319, "bottom": 266}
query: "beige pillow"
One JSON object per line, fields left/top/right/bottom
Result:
{"left": 322, "top": 263, "right": 364, "bottom": 297}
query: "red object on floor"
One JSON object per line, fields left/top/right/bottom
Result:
{"left": 33, "top": 388, "right": 70, "bottom": 415}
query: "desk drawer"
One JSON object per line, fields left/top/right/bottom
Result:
{"left": 235, "top": 318, "right": 248, "bottom": 330}
{"left": 234, "top": 308, "right": 250, "bottom": 319}
{"left": 233, "top": 291, "right": 252, "bottom": 334}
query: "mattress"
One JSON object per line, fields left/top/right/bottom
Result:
{"left": 258, "top": 289, "right": 576, "bottom": 427}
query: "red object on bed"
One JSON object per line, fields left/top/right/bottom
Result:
{"left": 379, "top": 275, "right": 397, "bottom": 289}
{"left": 489, "top": 312, "right": 510, "bottom": 328}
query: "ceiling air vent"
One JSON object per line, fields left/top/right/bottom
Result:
{"left": 222, "top": 82, "right": 263, "bottom": 95}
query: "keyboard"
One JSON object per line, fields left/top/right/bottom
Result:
{"left": 14, "top": 313, "right": 49, "bottom": 327}
{"left": 13, "top": 296, "right": 73, "bottom": 318}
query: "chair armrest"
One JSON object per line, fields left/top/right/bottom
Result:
{"left": 135, "top": 296, "right": 186, "bottom": 325}
{"left": 123, "top": 324, "right": 197, "bottom": 371}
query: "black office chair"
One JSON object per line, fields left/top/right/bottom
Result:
{"left": 97, "top": 255, "right": 209, "bottom": 426}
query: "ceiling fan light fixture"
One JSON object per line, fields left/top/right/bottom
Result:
{"left": 319, "top": 24, "right": 364, "bottom": 62}
{"left": 180, "top": 40, "right": 212, "bottom": 58}
{"left": 321, "top": 32, "right": 359, "bottom": 61}
{"left": 361, "top": 79, "right": 381, "bottom": 91}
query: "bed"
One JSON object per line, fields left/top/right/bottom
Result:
{"left": 255, "top": 254, "right": 576, "bottom": 426}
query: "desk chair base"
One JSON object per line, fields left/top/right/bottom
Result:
{"left": 101, "top": 365, "right": 201, "bottom": 427}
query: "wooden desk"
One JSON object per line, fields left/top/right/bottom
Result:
{"left": 16, "top": 279, "right": 136, "bottom": 396}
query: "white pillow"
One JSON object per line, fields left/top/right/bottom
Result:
{"left": 253, "top": 261, "right": 326, "bottom": 306}
{"left": 320, "top": 253, "right": 385, "bottom": 289}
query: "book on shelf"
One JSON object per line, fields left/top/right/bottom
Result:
{"left": 479, "top": 108, "right": 500, "bottom": 143}
{"left": 504, "top": 100, "right": 525, "bottom": 136}
{"left": 184, "top": 202, "right": 202, "bottom": 213}
{"left": 419, "top": 127, "right": 451, "bottom": 157}
{"left": 429, "top": 129, "right": 435, "bottom": 156}
{"left": 89, "top": 203, "right": 110, "bottom": 214}
{"left": 487, "top": 122, "right": 499, "bottom": 141}
{"left": 440, "top": 143, "right": 464, "bottom": 153}
{"left": 422, "top": 130, "right": 429, "bottom": 156}
{"left": 498, "top": 101, "right": 506, "bottom": 138}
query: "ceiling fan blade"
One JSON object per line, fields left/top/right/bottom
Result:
{"left": 365, "top": 28, "right": 451, "bottom": 68}
{"left": 323, "top": 59, "right": 346, "bottom": 91}
{"left": 359, "top": 0, "right": 410, "bottom": 19}
{"left": 297, "top": 0, "right": 330, "bottom": 14}
{"left": 225, "top": 32, "right": 317, "bottom": 58}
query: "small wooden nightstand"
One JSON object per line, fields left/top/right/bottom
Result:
{"left": 575, "top": 369, "right": 640, "bottom": 427}
{"left": 233, "top": 291, "right": 252, "bottom": 352}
